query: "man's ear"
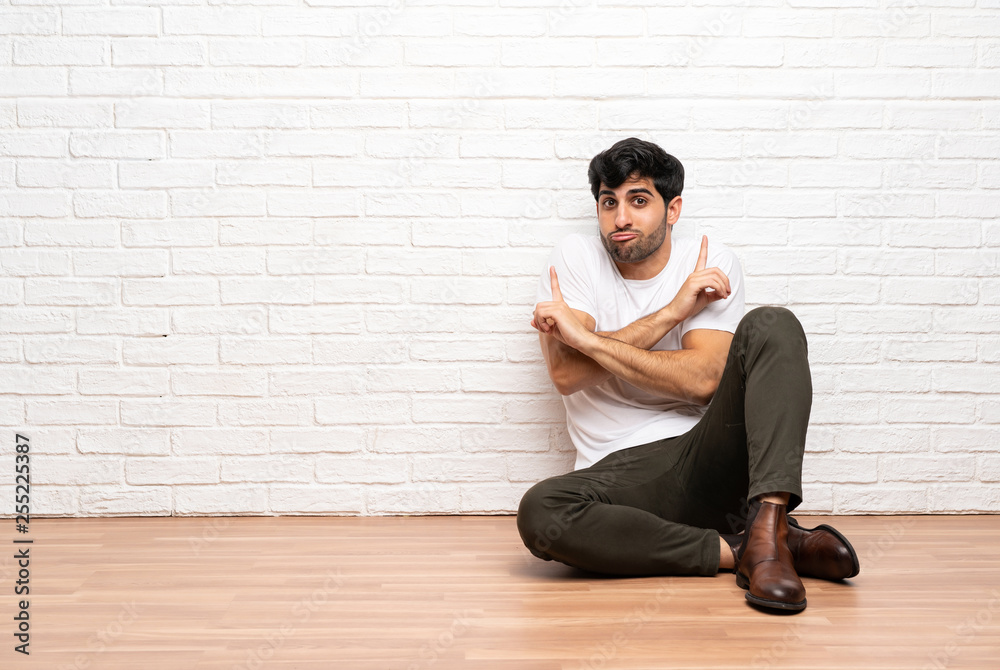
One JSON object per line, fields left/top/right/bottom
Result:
{"left": 667, "top": 196, "right": 682, "bottom": 225}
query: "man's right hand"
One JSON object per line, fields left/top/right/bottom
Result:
{"left": 667, "top": 235, "right": 731, "bottom": 323}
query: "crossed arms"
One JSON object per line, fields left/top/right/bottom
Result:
{"left": 531, "top": 236, "right": 735, "bottom": 406}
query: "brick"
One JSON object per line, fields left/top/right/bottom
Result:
{"left": 123, "top": 277, "right": 218, "bottom": 306}
{"left": 220, "top": 338, "right": 311, "bottom": 365}
{"left": 174, "top": 484, "right": 268, "bottom": 514}
{"left": 802, "top": 454, "right": 878, "bottom": 483}
{"left": 373, "top": 427, "right": 461, "bottom": 454}
{"left": 595, "top": 100, "right": 690, "bottom": 131}
{"left": 27, "top": 400, "right": 117, "bottom": 425}
{"left": 269, "top": 485, "right": 363, "bottom": 514}
{"left": 77, "top": 309, "right": 168, "bottom": 337}
{"left": 412, "top": 395, "right": 503, "bottom": 423}
{"left": 315, "top": 276, "right": 403, "bottom": 304}
{"left": 80, "top": 487, "right": 171, "bottom": 516}
{"left": 317, "top": 394, "right": 411, "bottom": 424}
{"left": 221, "top": 456, "right": 312, "bottom": 483}
{"left": 71, "top": 67, "right": 161, "bottom": 96}
{"left": 809, "top": 392, "right": 880, "bottom": 424}
{"left": 172, "top": 369, "right": 267, "bottom": 396}
{"left": 885, "top": 337, "right": 977, "bottom": 362}
{"left": 116, "top": 99, "right": 209, "bottom": 128}
{"left": 210, "top": 38, "right": 302, "bottom": 66}
{"left": 217, "top": 399, "right": 312, "bottom": 426}
{"left": 305, "top": 36, "right": 402, "bottom": 68}
{"left": 460, "top": 364, "right": 554, "bottom": 393}
{"left": 63, "top": 9, "right": 159, "bottom": 36}
{"left": 14, "top": 38, "right": 106, "bottom": 65}
{"left": 885, "top": 43, "right": 975, "bottom": 67}
{"left": 835, "top": 12, "right": 930, "bottom": 38}
{"left": 310, "top": 101, "right": 406, "bottom": 128}
{"left": 112, "top": 39, "right": 206, "bottom": 65}
{"left": 172, "top": 308, "right": 266, "bottom": 336}
{"left": 118, "top": 161, "right": 214, "bottom": 188}
{"left": 841, "top": 248, "right": 934, "bottom": 275}
{"left": 316, "top": 455, "right": 407, "bottom": 484}
{"left": 366, "top": 365, "right": 459, "bottom": 393}
{"left": 411, "top": 454, "right": 506, "bottom": 482}
{"left": 834, "top": 485, "right": 927, "bottom": 513}
{"left": 883, "top": 395, "right": 976, "bottom": 424}
{"left": 883, "top": 454, "right": 975, "bottom": 482}
{"left": 171, "top": 189, "right": 267, "bottom": 217}
{"left": 932, "top": 365, "right": 1000, "bottom": 393}
{"left": 74, "top": 190, "right": 167, "bottom": 218}
{"left": 70, "top": 130, "right": 164, "bottom": 159}
{"left": 218, "top": 278, "right": 314, "bottom": 306}
{"left": 409, "top": 276, "right": 504, "bottom": 305}
{"left": 459, "top": 484, "right": 525, "bottom": 514}
{"left": 0, "top": 10, "right": 59, "bottom": 36}
{"left": 741, "top": 248, "right": 836, "bottom": 275}
{"left": 314, "top": 336, "right": 408, "bottom": 364}
{"left": 127, "top": 456, "right": 219, "bottom": 485}
{"left": 365, "top": 484, "right": 460, "bottom": 514}
{"left": 163, "top": 7, "right": 260, "bottom": 36}
{"left": 122, "top": 337, "right": 218, "bottom": 365}
{"left": 270, "top": 428, "right": 364, "bottom": 454}
{"left": 932, "top": 426, "right": 1000, "bottom": 452}
{"left": 453, "top": 10, "right": 546, "bottom": 36}
{"left": 461, "top": 426, "right": 550, "bottom": 452}
{"left": 410, "top": 38, "right": 500, "bottom": 67}
{"left": 882, "top": 277, "right": 977, "bottom": 305}
{"left": 262, "top": 10, "right": 355, "bottom": 37}
{"left": 927, "top": 484, "right": 1000, "bottom": 512}
{"left": 747, "top": 191, "right": 836, "bottom": 218}
{"left": 649, "top": 7, "right": 744, "bottom": 36}
{"left": 887, "top": 220, "right": 980, "bottom": 248}
{"left": 784, "top": 39, "right": 877, "bottom": 67}
{"left": 835, "top": 426, "right": 930, "bottom": 453}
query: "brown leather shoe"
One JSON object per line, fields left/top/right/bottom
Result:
{"left": 735, "top": 500, "right": 807, "bottom": 612}
{"left": 786, "top": 516, "right": 860, "bottom": 581}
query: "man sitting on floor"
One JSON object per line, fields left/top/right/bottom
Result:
{"left": 516, "top": 137, "right": 859, "bottom": 613}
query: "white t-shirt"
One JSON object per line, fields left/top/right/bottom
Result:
{"left": 536, "top": 233, "right": 746, "bottom": 470}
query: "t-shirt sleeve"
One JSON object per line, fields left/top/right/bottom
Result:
{"left": 680, "top": 244, "right": 746, "bottom": 338}
{"left": 536, "top": 235, "right": 598, "bottom": 320}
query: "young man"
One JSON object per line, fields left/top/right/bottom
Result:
{"left": 516, "top": 137, "right": 859, "bottom": 613}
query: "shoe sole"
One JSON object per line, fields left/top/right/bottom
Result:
{"left": 735, "top": 571, "right": 807, "bottom": 612}
{"left": 787, "top": 516, "right": 861, "bottom": 580}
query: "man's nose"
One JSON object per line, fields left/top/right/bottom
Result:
{"left": 615, "top": 206, "right": 631, "bottom": 228}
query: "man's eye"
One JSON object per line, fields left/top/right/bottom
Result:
{"left": 634, "top": 197, "right": 646, "bottom": 205}
{"left": 603, "top": 199, "right": 615, "bottom": 207}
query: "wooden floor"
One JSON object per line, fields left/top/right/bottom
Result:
{"left": 2, "top": 515, "right": 999, "bottom": 669}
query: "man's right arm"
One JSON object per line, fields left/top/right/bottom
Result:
{"left": 538, "top": 304, "right": 682, "bottom": 396}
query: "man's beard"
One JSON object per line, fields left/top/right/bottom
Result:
{"left": 601, "top": 213, "right": 669, "bottom": 264}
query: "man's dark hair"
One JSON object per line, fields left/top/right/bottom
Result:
{"left": 588, "top": 137, "right": 684, "bottom": 203}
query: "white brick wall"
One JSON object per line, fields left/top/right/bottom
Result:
{"left": 0, "top": 1, "right": 998, "bottom": 517}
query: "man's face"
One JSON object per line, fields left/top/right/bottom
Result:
{"left": 596, "top": 175, "right": 670, "bottom": 265}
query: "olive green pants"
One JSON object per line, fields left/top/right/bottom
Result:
{"left": 516, "top": 306, "right": 811, "bottom": 577}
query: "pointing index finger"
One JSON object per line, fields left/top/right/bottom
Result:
{"left": 549, "top": 266, "right": 563, "bottom": 302}
{"left": 695, "top": 235, "right": 708, "bottom": 271}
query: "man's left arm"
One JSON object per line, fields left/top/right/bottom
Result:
{"left": 575, "top": 329, "right": 732, "bottom": 406}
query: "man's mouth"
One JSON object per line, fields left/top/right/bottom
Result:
{"left": 610, "top": 232, "right": 638, "bottom": 242}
